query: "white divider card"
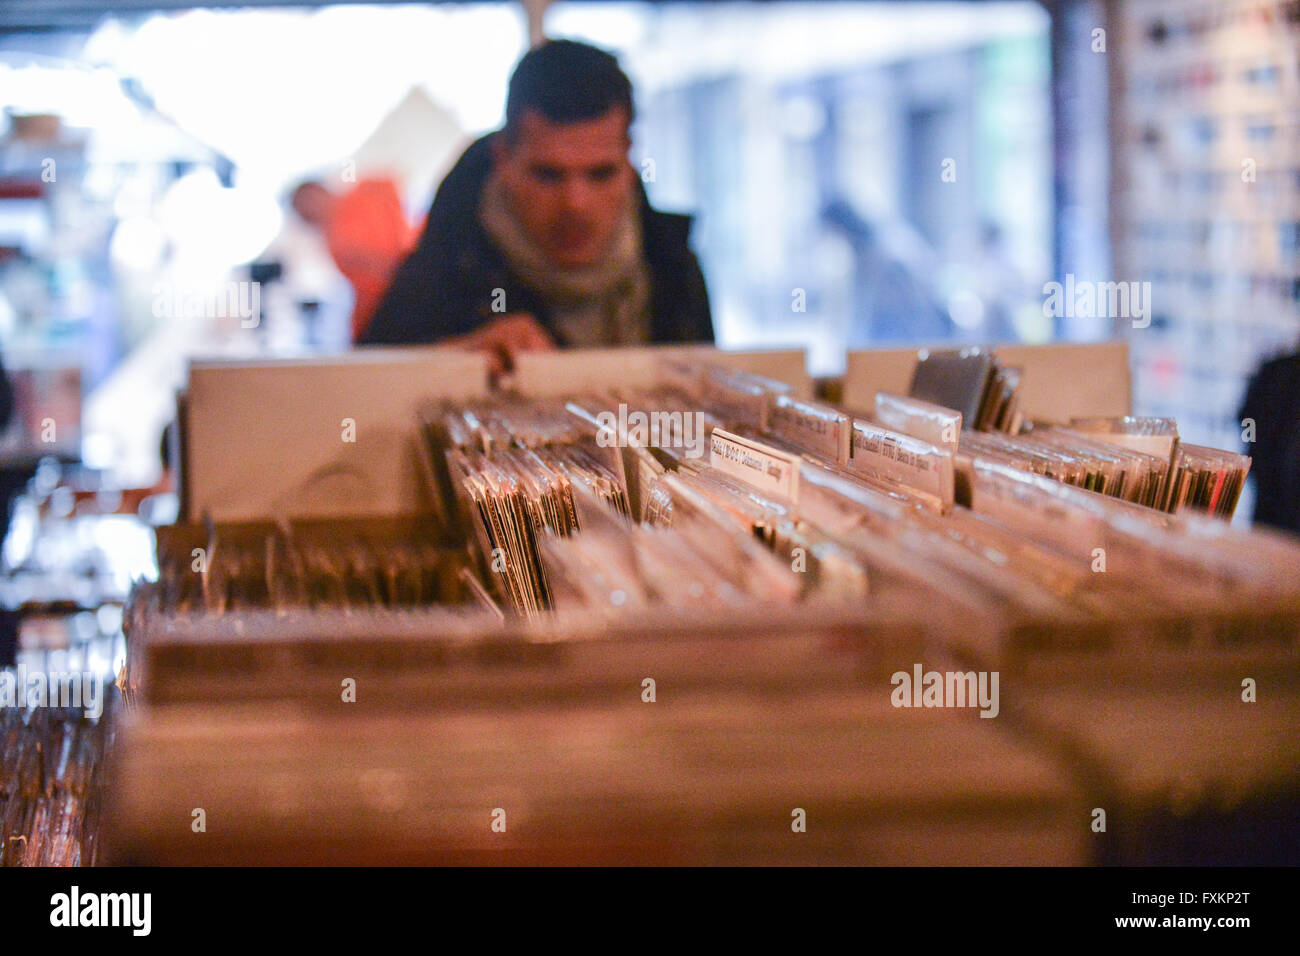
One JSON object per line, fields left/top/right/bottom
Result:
{"left": 185, "top": 349, "right": 489, "bottom": 522}
{"left": 847, "top": 419, "right": 955, "bottom": 512}
{"left": 769, "top": 395, "right": 851, "bottom": 466}
{"left": 873, "top": 392, "right": 962, "bottom": 454}
{"left": 709, "top": 428, "right": 800, "bottom": 504}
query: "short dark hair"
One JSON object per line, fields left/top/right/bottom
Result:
{"left": 504, "top": 39, "right": 634, "bottom": 142}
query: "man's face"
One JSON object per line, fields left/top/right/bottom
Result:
{"left": 493, "top": 107, "right": 635, "bottom": 268}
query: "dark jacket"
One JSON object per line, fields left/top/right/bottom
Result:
{"left": 359, "top": 133, "right": 714, "bottom": 347}
{"left": 0, "top": 352, "right": 12, "bottom": 434}
{"left": 1238, "top": 351, "right": 1300, "bottom": 535}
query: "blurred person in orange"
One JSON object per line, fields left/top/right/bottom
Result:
{"left": 291, "top": 176, "right": 419, "bottom": 343}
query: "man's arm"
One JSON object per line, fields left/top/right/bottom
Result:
{"left": 356, "top": 233, "right": 448, "bottom": 346}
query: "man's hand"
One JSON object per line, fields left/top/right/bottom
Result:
{"left": 447, "top": 313, "right": 557, "bottom": 379}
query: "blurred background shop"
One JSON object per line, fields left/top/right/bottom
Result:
{"left": 0, "top": 0, "right": 1295, "bottom": 538}
{"left": 2, "top": 1, "right": 1299, "bottom": 870}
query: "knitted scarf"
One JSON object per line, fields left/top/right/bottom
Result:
{"left": 478, "top": 169, "right": 652, "bottom": 347}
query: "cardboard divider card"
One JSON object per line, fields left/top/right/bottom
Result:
{"left": 513, "top": 345, "right": 812, "bottom": 400}
{"left": 847, "top": 419, "right": 955, "bottom": 512}
{"left": 842, "top": 340, "right": 1131, "bottom": 422}
{"left": 700, "top": 366, "right": 790, "bottom": 431}
{"left": 709, "top": 428, "right": 801, "bottom": 504}
{"left": 769, "top": 394, "right": 851, "bottom": 465}
{"left": 872, "top": 392, "right": 962, "bottom": 453}
{"left": 184, "top": 348, "right": 489, "bottom": 523}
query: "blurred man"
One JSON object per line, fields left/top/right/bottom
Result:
{"left": 291, "top": 176, "right": 417, "bottom": 343}
{"left": 359, "top": 39, "right": 714, "bottom": 374}
{"left": 0, "top": 351, "right": 16, "bottom": 666}
{"left": 1239, "top": 349, "right": 1300, "bottom": 535}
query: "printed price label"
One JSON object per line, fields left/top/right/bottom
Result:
{"left": 710, "top": 428, "right": 801, "bottom": 503}
{"left": 848, "top": 420, "right": 955, "bottom": 511}
{"left": 770, "top": 395, "right": 850, "bottom": 464}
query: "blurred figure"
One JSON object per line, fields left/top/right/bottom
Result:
{"left": 819, "top": 199, "right": 950, "bottom": 346}
{"left": 359, "top": 39, "right": 714, "bottom": 375}
{"left": 969, "top": 221, "right": 1029, "bottom": 343}
{"left": 0, "top": 351, "right": 16, "bottom": 666}
{"left": 1239, "top": 350, "right": 1300, "bottom": 535}
{"left": 290, "top": 176, "right": 417, "bottom": 343}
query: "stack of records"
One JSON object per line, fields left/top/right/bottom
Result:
{"left": 1, "top": 695, "right": 117, "bottom": 867}
{"left": 958, "top": 428, "right": 1172, "bottom": 508}
{"left": 107, "top": 353, "right": 1299, "bottom": 866}
{"left": 908, "top": 346, "right": 1023, "bottom": 433}
{"left": 953, "top": 417, "right": 1250, "bottom": 518}
{"left": 1164, "top": 443, "right": 1252, "bottom": 518}
{"left": 145, "top": 517, "right": 470, "bottom": 615}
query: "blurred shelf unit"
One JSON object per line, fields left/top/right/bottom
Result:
{"left": 1113, "top": 0, "right": 1300, "bottom": 451}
